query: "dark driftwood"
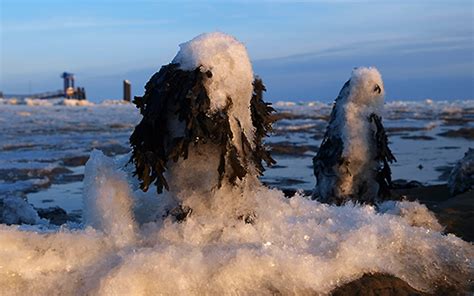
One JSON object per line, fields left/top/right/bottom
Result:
{"left": 129, "top": 63, "right": 275, "bottom": 193}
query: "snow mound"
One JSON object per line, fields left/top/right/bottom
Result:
{"left": 172, "top": 32, "right": 255, "bottom": 146}
{"left": 0, "top": 152, "right": 472, "bottom": 295}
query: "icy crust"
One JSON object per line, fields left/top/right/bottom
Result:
{"left": 172, "top": 32, "right": 255, "bottom": 148}
{"left": 0, "top": 152, "right": 472, "bottom": 295}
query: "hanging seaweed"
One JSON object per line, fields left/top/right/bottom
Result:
{"left": 129, "top": 64, "right": 275, "bottom": 194}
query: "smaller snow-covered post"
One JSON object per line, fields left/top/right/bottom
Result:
{"left": 129, "top": 32, "right": 275, "bottom": 198}
{"left": 313, "top": 67, "right": 396, "bottom": 205}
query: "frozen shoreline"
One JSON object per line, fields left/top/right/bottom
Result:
{"left": 0, "top": 100, "right": 472, "bottom": 214}
{"left": 0, "top": 151, "right": 472, "bottom": 295}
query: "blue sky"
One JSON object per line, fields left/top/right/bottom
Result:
{"left": 1, "top": 0, "right": 473, "bottom": 102}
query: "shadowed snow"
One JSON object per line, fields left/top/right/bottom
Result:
{"left": 0, "top": 151, "right": 472, "bottom": 295}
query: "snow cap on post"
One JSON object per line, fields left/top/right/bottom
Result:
{"left": 348, "top": 67, "right": 385, "bottom": 109}
{"left": 172, "top": 32, "right": 256, "bottom": 150}
{"left": 172, "top": 32, "right": 254, "bottom": 113}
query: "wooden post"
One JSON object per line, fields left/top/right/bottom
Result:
{"left": 123, "top": 80, "right": 131, "bottom": 102}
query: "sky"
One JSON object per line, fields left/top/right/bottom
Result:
{"left": 0, "top": 0, "right": 473, "bottom": 102}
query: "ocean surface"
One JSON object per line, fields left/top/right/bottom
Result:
{"left": 0, "top": 98, "right": 472, "bottom": 216}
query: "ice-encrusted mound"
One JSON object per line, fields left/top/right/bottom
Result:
{"left": 0, "top": 152, "right": 472, "bottom": 295}
{"left": 448, "top": 148, "right": 474, "bottom": 195}
{"left": 0, "top": 195, "right": 40, "bottom": 225}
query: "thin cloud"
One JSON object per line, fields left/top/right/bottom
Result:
{"left": 254, "top": 33, "right": 474, "bottom": 63}
{"left": 3, "top": 18, "right": 172, "bottom": 32}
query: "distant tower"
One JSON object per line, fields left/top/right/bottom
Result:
{"left": 61, "top": 72, "right": 75, "bottom": 98}
{"left": 123, "top": 80, "right": 131, "bottom": 102}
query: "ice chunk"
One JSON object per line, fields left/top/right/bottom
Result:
{"left": 83, "top": 150, "right": 137, "bottom": 246}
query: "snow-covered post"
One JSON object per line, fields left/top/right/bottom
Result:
{"left": 129, "top": 32, "right": 275, "bottom": 198}
{"left": 313, "top": 67, "right": 396, "bottom": 205}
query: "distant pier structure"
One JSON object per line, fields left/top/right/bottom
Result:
{"left": 123, "top": 80, "right": 131, "bottom": 102}
{"left": 61, "top": 72, "right": 75, "bottom": 95}
{"left": 1, "top": 72, "right": 86, "bottom": 100}
{"left": 61, "top": 72, "right": 86, "bottom": 100}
